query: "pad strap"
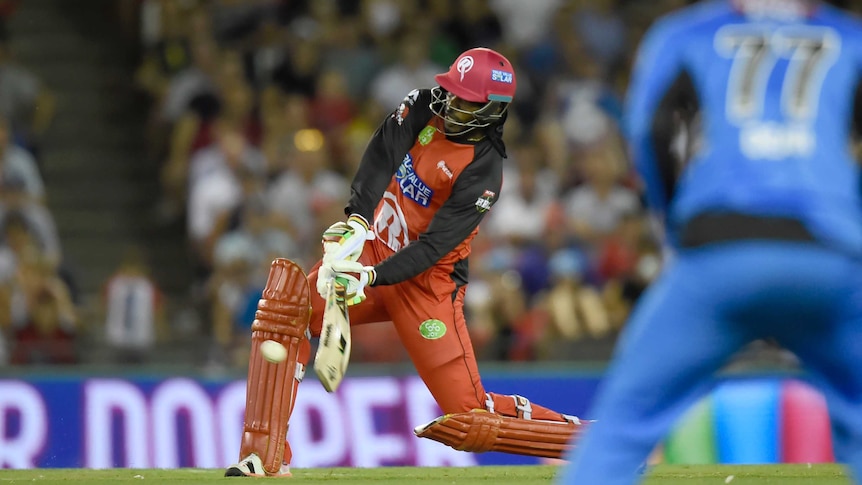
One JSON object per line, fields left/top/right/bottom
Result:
{"left": 514, "top": 395, "right": 532, "bottom": 420}
{"left": 414, "top": 410, "right": 589, "bottom": 459}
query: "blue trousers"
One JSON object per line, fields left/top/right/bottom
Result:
{"left": 558, "top": 242, "right": 862, "bottom": 484}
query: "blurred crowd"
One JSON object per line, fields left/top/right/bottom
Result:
{"left": 0, "top": 0, "right": 75, "bottom": 366}
{"left": 7, "top": 0, "right": 852, "bottom": 368}
{"left": 129, "top": 0, "right": 682, "bottom": 368}
{"left": 0, "top": 0, "right": 683, "bottom": 368}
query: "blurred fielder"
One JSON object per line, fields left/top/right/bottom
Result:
{"left": 559, "top": 0, "right": 862, "bottom": 483}
{"left": 225, "top": 47, "right": 586, "bottom": 478}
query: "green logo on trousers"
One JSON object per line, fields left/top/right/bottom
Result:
{"left": 419, "top": 319, "right": 447, "bottom": 340}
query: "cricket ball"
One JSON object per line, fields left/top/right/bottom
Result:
{"left": 260, "top": 340, "right": 287, "bottom": 363}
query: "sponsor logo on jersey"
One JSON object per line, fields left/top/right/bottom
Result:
{"left": 405, "top": 89, "right": 420, "bottom": 105}
{"left": 436, "top": 160, "right": 453, "bottom": 179}
{"left": 418, "top": 125, "right": 435, "bottom": 145}
{"left": 419, "top": 319, "right": 447, "bottom": 340}
{"left": 396, "top": 154, "right": 433, "bottom": 207}
{"left": 491, "top": 69, "right": 513, "bottom": 84}
{"left": 376, "top": 191, "right": 410, "bottom": 252}
{"left": 475, "top": 189, "right": 495, "bottom": 213}
{"left": 393, "top": 102, "right": 409, "bottom": 125}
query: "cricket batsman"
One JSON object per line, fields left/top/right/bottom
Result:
{"left": 225, "top": 47, "right": 587, "bottom": 477}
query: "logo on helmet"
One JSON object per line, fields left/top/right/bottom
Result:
{"left": 457, "top": 56, "right": 474, "bottom": 81}
{"left": 491, "top": 69, "right": 513, "bottom": 84}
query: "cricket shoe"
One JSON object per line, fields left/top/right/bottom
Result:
{"left": 224, "top": 453, "right": 291, "bottom": 477}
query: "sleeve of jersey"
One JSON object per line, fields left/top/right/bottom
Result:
{"left": 624, "top": 18, "right": 686, "bottom": 216}
{"left": 372, "top": 145, "right": 503, "bottom": 286}
{"left": 345, "top": 89, "right": 433, "bottom": 221}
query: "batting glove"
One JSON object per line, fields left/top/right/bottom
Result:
{"left": 329, "top": 259, "right": 377, "bottom": 306}
{"left": 321, "top": 214, "right": 374, "bottom": 263}
{"left": 316, "top": 263, "right": 337, "bottom": 299}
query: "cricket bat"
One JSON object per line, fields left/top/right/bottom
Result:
{"left": 314, "top": 279, "right": 352, "bottom": 392}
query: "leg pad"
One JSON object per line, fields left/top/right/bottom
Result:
{"left": 414, "top": 410, "right": 588, "bottom": 459}
{"left": 240, "top": 258, "right": 311, "bottom": 474}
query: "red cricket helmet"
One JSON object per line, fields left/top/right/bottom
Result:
{"left": 432, "top": 48, "right": 515, "bottom": 136}
{"left": 434, "top": 47, "right": 516, "bottom": 104}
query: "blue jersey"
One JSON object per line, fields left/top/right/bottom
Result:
{"left": 626, "top": 0, "right": 862, "bottom": 255}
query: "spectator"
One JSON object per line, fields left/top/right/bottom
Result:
{"left": 360, "top": 0, "right": 412, "bottom": 45}
{"left": 596, "top": 210, "right": 646, "bottom": 283}
{"left": 489, "top": 0, "right": 564, "bottom": 50}
{"left": 135, "top": 0, "right": 198, "bottom": 103}
{"left": 271, "top": 39, "right": 321, "bottom": 98}
{"left": 466, "top": 247, "right": 528, "bottom": 361}
{"left": 266, "top": 134, "right": 348, "bottom": 265}
{"left": 0, "top": 38, "right": 54, "bottom": 156}
{"left": 9, "top": 245, "right": 76, "bottom": 365}
{"left": 11, "top": 288, "right": 76, "bottom": 365}
{"left": 207, "top": 0, "right": 279, "bottom": 45}
{"left": 570, "top": 0, "right": 627, "bottom": 81}
{"left": 243, "top": 19, "right": 289, "bottom": 89}
{"left": 0, "top": 116, "right": 44, "bottom": 202}
{"left": 308, "top": 69, "right": 356, "bottom": 135}
{"left": 320, "top": 17, "right": 382, "bottom": 101}
{"left": 0, "top": 176, "right": 61, "bottom": 268}
{"left": 602, "top": 235, "right": 661, "bottom": 330}
{"left": 159, "top": 60, "right": 261, "bottom": 219}
{"left": 369, "top": 33, "right": 444, "bottom": 112}
{"left": 186, "top": 129, "right": 267, "bottom": 274}
{"left": 445, "top": 0, "right": 504, "bottom": 50}
{"left": 541, "top": 248, "right": 611, "bottom": 348}
{"left": 485, "top": 142, "right": 562, "bottom": 298}
{"left": 259, "top": 91, "right": 311, "bottom": 173}
{"left": 207, "top": 229, "right": 271, "bottom": 367}
{"left": 102, "top": 246, "right": 165, "bottom": 364}
{"left": 212, "top": 209, "right": 295, "bottom": 361}
{"left": 562, "top": 136, "right": 640, "bottom": 246}
{"left": 137, "top": 1, "right": 212, "bottom": 163}
{"left": 485, "top": 142, "right": 560, "bottom": 248}
{"left": 159, "top": 35, "right": 221, "bottom": 124}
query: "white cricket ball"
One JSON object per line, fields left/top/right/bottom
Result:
{"left": 260, "top": 340, "right": 287, "bottom": 363}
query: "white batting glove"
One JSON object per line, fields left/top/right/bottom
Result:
{"left": 329, "top": 259, "right": 377, "bottom": 306}
{"left": 321, "top": 214, "right": 374, "bottom": 263}
{"left": 316, "top": 263, "right": 336, "bottom": 299}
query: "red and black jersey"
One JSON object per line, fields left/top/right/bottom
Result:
{"left": 345, "top": 88, "right": 504, "bottom": 286}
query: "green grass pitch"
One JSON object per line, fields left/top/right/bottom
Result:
{"left": 0, "top": 464, "right": 850, "bottom": 484}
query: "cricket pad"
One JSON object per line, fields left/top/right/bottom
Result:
{"left": 241, "top": 258, "right": 311, "bottom": 475}
{"left": 414, "top": 410, "right": 587, "bottom": 459}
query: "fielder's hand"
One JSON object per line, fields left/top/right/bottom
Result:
{"left": 329, "top": 260, "right": 377, "bottom": 306}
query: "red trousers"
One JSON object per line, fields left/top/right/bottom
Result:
{"left": 286, "top": 239, "right": 567, "bottom": 464}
